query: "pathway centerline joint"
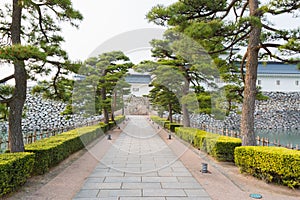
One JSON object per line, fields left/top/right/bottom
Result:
{"left": 73, "top": 115, "right": 211, "bottom": 200}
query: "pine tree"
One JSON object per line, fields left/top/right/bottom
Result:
{"left": 0, "top": 0, "right": 82, "bottom": 152}
{"left": 74, "top": 51, "right": 132, "bottom": 124}
{"left": 147, "top": 0, "right": 300, "bottom": 145}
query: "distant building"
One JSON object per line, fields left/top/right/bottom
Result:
{"left": 125, "top": 71, "right": 152, "bottom": 97}
{"left": 214, "top": 62, "right": 300, "bottom": 92}
{"left": 256, "top": 62, "right": 300, "bottom": 92}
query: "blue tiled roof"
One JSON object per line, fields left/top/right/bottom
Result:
{"left": 125, "top": 74, "right": 151, "bottom": 84}
{"left": 258, "top": 62, "right": 300, "bottom": 74}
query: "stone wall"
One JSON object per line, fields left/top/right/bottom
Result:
{"left": 0, "top": 93, "right": 102, "bottom": 137}
{"left": 191, "top": 92, "right": 300, "bottom": 131}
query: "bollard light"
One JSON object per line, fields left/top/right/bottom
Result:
{"left": 201, "top": 163, "right": 208, "bottom": 173}
{"left": 107, "top": 134, "right": 112, "bottom": 140}
{"left": 168, "top": 134, "right": 172, "bottom": 140}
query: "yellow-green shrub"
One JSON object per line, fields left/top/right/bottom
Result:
{"left": 234, "top": 146, "right": 300, "bottom": 188}
{"left": 150, "top": 116, "right": 169, "bottom": 127}
{"left": 166, "top": 123, "right": 183, "bottom": 132}
{"left": 115, "top": 115, "right": 125, "bottom": 124}
{"left": 0, "top": 121, "right": 120, "bottom": 197}
{"left": 25, "top": 125, "right": 104, "bottom": 175}
{"left": 207, "top": 135, "right": 242, "bottom": 161}
{"left": 175, "top": 127, "right": 241, "bottom": 162}
{"left": 174, "top": 127, "right": 198, "bottom": 143}
{"left": 152, "top": 117, "right": 242, "bottom": 161}
{"left": 0, "top": 153, "right": 35, "bottom": 197}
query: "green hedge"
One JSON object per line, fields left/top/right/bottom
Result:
{"left": 0, "top": 116, "right": 126, "bottom": 197}
{"left": 25, "top": 116, "right": 126, "bottom": 175}
{"left": 150, "top": 116, "right": 181, "bottom": 132}
{"left": 0, "top": 153, "right": 35, "bottom": 197}
{"left": 175, "top": 127, "right": 242, "bottom": 162}
{"left": 166, "top": 123, "right": 183, "bottom": 132}
{"left": 25, "top": 125, "right": 105, "bottom": 175}
{"left": 235, "top": 146, "right": 300, "bottom": 188}
{"left": 174, "top": 127, "right": 198, "bottom": 143}
{"left": 115, "top": 115, "right": 125, "bottom": 124}
{"left": 151, "top": 116, "right": 242, "bottom": 161}
{"left": 150, "top": 116, "right": 170, "bottom": 127}
{"left": 99, "top": 122, "right": 109, "bottom": 133}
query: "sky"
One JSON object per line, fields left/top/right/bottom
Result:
{"left": 61, "top": 0, "right": 177, "bottom": 62}
{"left": 0, "top": 0, "right": 299, "bottom": 79}
{"left": 62, "top": 0, "right": 299, "bottom": 63}
{"left": 0, "top": 0, "right": 176, "bottom": 81}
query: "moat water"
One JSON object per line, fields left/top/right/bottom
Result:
{"left": 256, "top": 129, "right": 300, "bottom": 148}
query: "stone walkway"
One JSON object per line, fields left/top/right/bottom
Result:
{"left": 73, "top": 116, "right": 211, "bottom": 200}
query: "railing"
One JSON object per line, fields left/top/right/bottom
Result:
{"left": 255, "top": 136, "right": 299, "bottom": 150}
{"left": 0, "top": 119, "right": 101, "bottom": 153}
{"left": 190, "top": 121, "right": 300, "bottom": 150}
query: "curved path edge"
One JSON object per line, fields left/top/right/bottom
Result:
{"left": 6, "top": 124, "right": 125, "bottom": 200}
{"left": 156, "top": 124, "right": 300, "bottom": 200}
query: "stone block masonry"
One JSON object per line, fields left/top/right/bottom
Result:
{"left": 73, "top": 116, "right": 211, "bottom": 199}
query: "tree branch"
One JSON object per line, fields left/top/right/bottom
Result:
{"left": 240, "top": 1, "right": 249, "bottom": 19}
{"left": 31, "top": 2, "right": 50, "bottom": 43}
{"left": 262, "top": 23, "right": 279, "bottom": 32}
{"left": 221, "top": 0, "right": 241, "bottom": 19}
{"left": 53, "top": 65, "right": 61, "bottom": 98}
{"left": 267, "top": 3, "right": 300, "bottom": 15}
{"left": 259, "top": 43, "right": 281, "bottom": 48}
{"left": 0, "top": 74, "right": 14, "bottom": 84}
{"left": 0, "top": 95, "right": 13, "bottom": 104}
{"left": 209, "top": 29, "right": 251, "bottom": 55}
{"left": 260, "top": 43, "right": 300, "bottom": 53}
{"left": 260, "top": 45, "right": 300, "bottom": 64}
{"left": 262, "top": 24, "right": 300, "bottom": 41}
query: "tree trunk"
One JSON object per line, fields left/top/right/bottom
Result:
{"left": 182, "top": 74, "right": 190, "bottom": 127}
{"left": 8, "top": 0, "right": 26, "bottom": 152}
{"left": 110, "top": 112, "right": 115, "bottom": 122}
{"left": 241, "top": 0, "right": 261, "bottom": 146}
{"left": 101, "top": 87, "right": 109, "bottom": 124}
{"left": 182, "top": 104, "right": 190, "bottom": 127}
{"left": 121, "top": 91, "right": 125, "bottom": 116}
{"left": 168, "top": 103, "right": 173, "bottom": 123}
{"left": 226, "top": 99, "right": 232, "bottom": 116}
{"left": 110, "top": 91, "right": 117, "bottom": 121}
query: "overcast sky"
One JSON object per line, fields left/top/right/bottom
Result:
{"left": 0, "top": 0, "right": 299, "bottom": 75}
{"left": 62, "top": 0, "right": 176, "bottom": 62}
{"left": 62, "top": 0, "right": 299, "bottom": 63}
{"left": 0, "top": 0, "right": 176, "bottom": 80}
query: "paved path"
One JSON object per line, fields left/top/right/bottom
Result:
{"left": 7, "top": 115, "right": 300, "bottom": 200}
{"left": 73, "top": 116, "right": 211, "bottom": 200}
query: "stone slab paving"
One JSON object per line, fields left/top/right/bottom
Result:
{"left": 73, "top": 116, "right": 211, "bottom": 200}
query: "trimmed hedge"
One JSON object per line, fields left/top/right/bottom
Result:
{"left": 235, "top": 146, "right": 300, "bottom": 188}
{"left": 99, "top": 122, "right": 109, "bottom": 133}
{"left": 0, "top": 115, "right": 126, "bottom": 197}
{"left": 24, "top": 116, "right": 126, "bottom": 175}
{"left": 150, "top": 116, "right": 170, "bottom": 127}
{"left": 175, "top": 127, "right": 242, "bottom": 162}
{"left": 25, "top": 125, "right": 105, "bottom": 175}
{"left": 99, "top": 115, "right": 125, "bottom": 131}
{"left": 115, "top": 115, "right": 125, "bottom": 124}
{"left": 174, "top": 127, "right": 198, "bottom": 143}
{"left": 166, "top": 123, "right": 183, "bottom": 132}
{"left": 0, "top": 153, "right": 35, "bottom": 197}
{"left": 151, "top": 115, "right": 241, "bottom": 162}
